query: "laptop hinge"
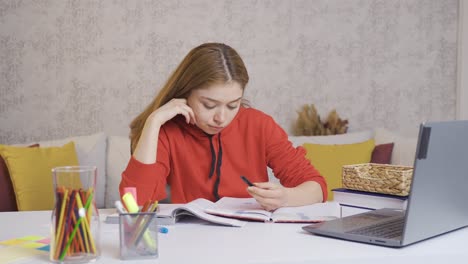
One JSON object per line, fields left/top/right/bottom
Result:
{"left": 417, "top": 126, "right": 431, "bottom": 159}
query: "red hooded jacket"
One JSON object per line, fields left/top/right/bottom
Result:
{"left": 120, "top": 107, "right": 327, "bottom": 204}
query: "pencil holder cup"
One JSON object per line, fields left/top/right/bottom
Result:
{"left": 119, "top": 212, "right": 159, "bottom": 260}
{"left": 50, "top": 166, "right": 101, "bottom": 263}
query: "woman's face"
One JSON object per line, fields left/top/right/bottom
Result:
{"left": 187, "top": 82, "right": 243, "bottom": 135}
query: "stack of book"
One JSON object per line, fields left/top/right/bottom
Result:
{"left": 331, "top": 188, "right": 409, "bottom": 217}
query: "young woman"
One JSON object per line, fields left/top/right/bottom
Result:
{"left": 119, "top": 43, "right": 327, "bottom": 211}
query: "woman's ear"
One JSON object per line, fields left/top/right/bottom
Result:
{"left": 185, "top": 94, "right": 193, "bottom": 107}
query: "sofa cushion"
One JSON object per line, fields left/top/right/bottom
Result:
{"left": 36, "top": 132, "right": 107, "bottom": 208}
{"left": 268, "top": 131, "right": 374, "bottom": 185}
{"left": 374, "top": 128, "right": 418, "bottom": 166}
{"left": 0, "top": 142, "right": 79, "bottom": 211}
{"left": 303, "top": 139, "right": 375, "bottom": 200}
{"left": 0, "top": 144, "right": 39, "bottom": 212}
{"left": 371, "top": 143, "right": 394, "bottom": 164}
{"left": 105, "top": 135, "right": 131, "bottom": 208}
{"left": 0, "top": 153, "right": 17, "bottom": 212}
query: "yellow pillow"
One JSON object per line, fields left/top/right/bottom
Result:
{"left": 0, "top": 142, "right": 79, "bottom": 211}
{"left": 303, "top": 139, "right": 375, "bottom": 201}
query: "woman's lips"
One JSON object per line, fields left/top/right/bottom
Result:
{"left": 209, "top": 125, "right": 224, "bottom": 131}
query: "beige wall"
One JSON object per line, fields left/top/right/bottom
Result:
{"left": 0, "top": 0, "right": 459, "bottom": 144}
{"left": 457, "top": 0, "right": 468, "bottom": 120}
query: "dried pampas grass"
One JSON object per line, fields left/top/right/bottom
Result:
{"left": 292, "top": 104, "right": 348, "bottom": 136}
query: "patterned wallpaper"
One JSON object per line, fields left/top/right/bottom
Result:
{"left": 0, "top": 0, "right": 459, "bottom": 144}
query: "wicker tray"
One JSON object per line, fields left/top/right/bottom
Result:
{"left": 342, "top": 163, "right": 413, "bottom": 196}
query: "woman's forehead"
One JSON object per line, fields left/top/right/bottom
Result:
{"left": 194, "top": 82, "right": 243, "bottom": 102}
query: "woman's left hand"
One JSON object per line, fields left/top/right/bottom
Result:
{"left": 246, "top": 182, "right": 290, "bottom": 211}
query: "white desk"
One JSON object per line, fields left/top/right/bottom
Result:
{"left": 1, "top": 208, "right": 467, "bottom": 264}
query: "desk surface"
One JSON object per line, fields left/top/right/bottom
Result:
{"left": 0, "top": 208, "right": 467, "bottom": 264}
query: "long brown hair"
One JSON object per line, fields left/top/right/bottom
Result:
{"left": 130, "top": 43, "right": 249, "bottom": 153}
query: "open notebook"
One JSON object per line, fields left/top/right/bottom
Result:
{"left": 205, "top": 197, "right": 340, "bottom": 223}
{"left": 106, "top": 197, "right": 340, "bottom": 226}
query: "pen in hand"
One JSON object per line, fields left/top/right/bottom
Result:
{"left": 240, "top": 175, "right": 254, "bottom": 187}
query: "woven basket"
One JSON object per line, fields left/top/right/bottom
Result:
{"left": 342, "top": 163, "right": 413, "bottom": 196}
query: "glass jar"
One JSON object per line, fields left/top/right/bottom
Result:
{"left": 50, "top": 166, "right": 101, "bottom": 263}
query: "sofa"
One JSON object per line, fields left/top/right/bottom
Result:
{"left": 0, "top": 128, "right": 418, "bottom": 211}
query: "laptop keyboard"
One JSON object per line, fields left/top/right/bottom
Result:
{"left": 347, "top": 218, "right": 404, "bottom": 239}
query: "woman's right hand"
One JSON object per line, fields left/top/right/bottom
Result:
{"left": 147, "top": 98, "right": 197, "bottom": 127}
{"left": 133, "top": 98, "right": 196, "bottom": 164}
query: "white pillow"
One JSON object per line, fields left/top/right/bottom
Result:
{"left": 288, "top": 130, "right": 374, "bottom": 147}
{"left": 36, "top": 133, "right": 107, "bottom": 208}
{"left": 374, "top": 128, "right": 418, "bottom": 166}
{"left": 105, "top": 136, "right": 131, "bottom": 208}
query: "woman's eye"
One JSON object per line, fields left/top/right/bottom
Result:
{"left": 227, "top": 104, "right": 238, "bottom": 110}
{"left": 203, "top": 104, "right": 216, "bottom": 109}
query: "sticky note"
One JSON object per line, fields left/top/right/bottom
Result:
{"left": 18, "top": 236, "right": 44, "bottom": 241}
{"left": 37, "top": 238, "right": 50, "bottom": 244}
{"left": 37, "top": 245, "right": 50, "bottom": 252}
{"left": 0, "top": 239, "right": 27, "bottom": 246}
{"left": 0, "top": 247, "right": 42, "bottom": 263}
{"left": 21, "top": 242, "right": 47, "bottom": 249}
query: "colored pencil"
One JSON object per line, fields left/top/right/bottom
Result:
{"left": 51, "top": 187, "right": 98, "bottom": 261}
{"left": 131, "top": 213, "right": 156, "bottom": 247}
{"left": 59, "top": 191, "right": 87, "bottom": 260}
{"left": 75, "top": 192, "right": 91, "bottom": 253}
{"left": 54, "top": 188, "right": 68, "bottom": 260}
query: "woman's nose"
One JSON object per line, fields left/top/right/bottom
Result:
{"left": 214, "top": 109, "right": 226, "bottom": 124}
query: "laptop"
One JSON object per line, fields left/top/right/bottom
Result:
{"left": 302, "top": 120, "right": 468, "bottom": 247}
